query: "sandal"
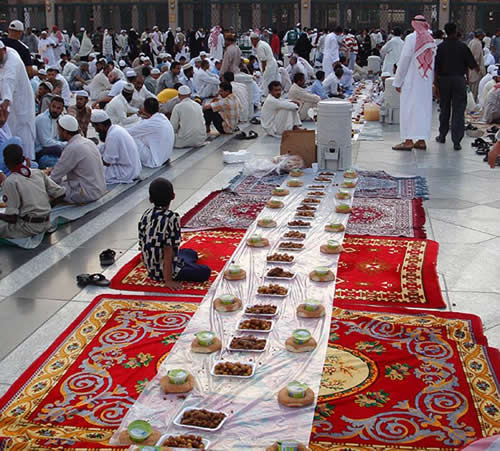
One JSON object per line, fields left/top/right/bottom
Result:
{"left": 413, "top": 142, "right": 427, "bottom": 150}
{"left": 392, "top": 143, "right": 413, "bottom": 151}
{"left": 99, "top": 249, "right": 116, "bottom": 266}
{"left": 475, "top": 146, "right": 490, "bottom": 155}
{"left": 250, "top": 117, "right": 261, "bottom": 125}
{"left": 487, "top": 126, "right": 499, "bottom": 134}
{"left": 77, "top": 273, "right": 110, "bottom": 287}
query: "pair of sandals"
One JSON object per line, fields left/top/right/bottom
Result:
{"left": 487, "top": 126, "right": 499, "bottom": 134}
{"left": 235, "top": 130, "right": 258, "bottom": 140}
{"left": 76, "top": 249, "right": 116, "bottom": 287}
{"left": 471, "top": 138, "right": 490, "bottom": 148}
{"left": 475, "top": 143, "right": 491, "bottom": 156}
{"left": 392, "top": 141, "right": 427, "bottom": 151}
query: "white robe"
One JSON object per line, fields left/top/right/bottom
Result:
{"left": 170, "top": 98, "right": 207, "bottom": 148}
{"left": 393, "top": 32, "right": 435, "bottom": 141}
{"left": 194, "top": 69, "right": 220, "bottom": 98}
{"left": 261, "top": 94, "right": 301, "bottom": 138}
{"left": 0, "top": 48, "right": 36, "bottom": 160}
{"left": 380, "top": 36, "right": 404, "bottom": 75}
{"left": 103, "top": 33, "right": 113, "bottom": 58}
{"left": 288, "top": 83, "right": 320, "bottom": 121}
{"left": 56, "top": 74, "right": 71, "bottom": 107}
{"left": 105, "top": 94, "right": 140, "bottom": 127}
{"left": 101, "top": 125, "right": 141, "bottom": 184}
{"left": 70, "top": 35, "right": 80, "bottom": 58}
{"left": 38, "top": 37, "right": 57, "bottom": 67}
{"left": 279, "top": 67, "right": 292, "bottom": 93}
{"left": 322, "top": 32, "right": 339, "bottom": 77}
{"left": 209, "top": 33, "right": 225, "bottom": 60}
{"left": 126, "top": 113, "right": 174, "bottom": 168}
{"left": 255, "top": 41, "right": 280, "bottom": 95}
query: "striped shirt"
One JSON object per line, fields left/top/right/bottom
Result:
{"left": 210, "top": 93, "right": 242, "bottom": 133}
{"left": 343, "top": 34, "right": 359, "bottom": 54}
{"left": 138, "top": 207, "right": 183, "bottom": 281}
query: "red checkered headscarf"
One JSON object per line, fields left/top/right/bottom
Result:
{"left": 411, "top": 15, "right": 435, "bottom": 80}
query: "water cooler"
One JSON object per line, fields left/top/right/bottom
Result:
{"left": 317, "top": 99, "right": 353, "bottom": 170}
{"left": 367, "top": 55, "right": 381, "bottom": 74}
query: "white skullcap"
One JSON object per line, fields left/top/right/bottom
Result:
{"left": 183, "top": 62, "right": 193, "bottom": 70}
{"left": 75, "top": 90, "right": 89, "bottom": 98}
{"left": 119, "top": 60, "right": 126, "bottom": 67}
{"left": 91, "top": 109, "right": 110, "bottom": 123}
{"left": 125, "top": 69, "right": 136, "bottom": 78}
{"left": 143, "top": 56, "right": 151, "bottom": 61}
{"left": 58, "top": 115, "right": 79, "bottom": 132}
{"left": 250, "top": 32, "right": 259, "bottom": 39}
{"left": 214, "top": 59, "right": 221, "bottom": 63}
{"left": 41, "top": 30, "right": 47, "bottom": 34}
{"left": 122, "top": 83, "right": 134, "bottom": 94}
{"left": 194, "top": 57, "right": 202, "bottom": 63}
{"left": 47, "top": 65, "right": 60, "bottom": 72}
{"left": 200, "top": 51, "right": 208, "bottom": 56}
{"left": 9, "top": 20, "right": 24, "bottom": 32}
{"left": 151, "top": 68, "right": 160, "bottom": 75}
{"left": 89, "top": 53, "right": 96, "bottom": 58}
{"left": 178, "top": 85, "right": 191, "bottom": 95}
{"left": 488, "top": 65, "right": 497, "bottom": 75}
{"left": 38, "top": 68, "right": 47, "bottom": 75}
{"left": 40, "top": 81, "right": 53, "bottom": 91}
{"left": 80, "top": 27, "right": 85, "bottom": 31}
{"left": 166, "top": 53, "right": 172, "bottom": 58}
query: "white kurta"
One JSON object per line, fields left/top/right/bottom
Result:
{"left": 126, "top": 113, "right": 174, "bottom": 168}
{"left": 392, "top": 32, "right": 435, "bottom": 141}
{"left": 322, "top": 32, "right": 339, "bottom": 77}
{"left": 0, "top": 48, "right": 36, "bottom": 160}
{"left": 255, "top": 41, "right": 280, "bottom": 95}
{"left": 170, "top": 98, "right": 207, "bottom": 148}
{"left": 105, "top": 94, "right": 140, "bottom": 127}
{"left": 56, "top": 74, "right": 71, "bottom": 107}
{"left": 38, "top": 37, "right": 57, "bottom": 66}
{"left": 380, "top": 36, "right": 404, "bottom": 75}
{"left": 130, "top": 86, "right": 155, "bottom": 110}
{"left": 102, "top": 125, "right": 141, "bottom": 184}
{"left": 261, "top": 94, "right": 301, "bottom": 138}
{"left": 194, "top": 69, "right": 220, "bottom": 98}
{"left": 288, "top": 83, "right": 321, "bottom": 121}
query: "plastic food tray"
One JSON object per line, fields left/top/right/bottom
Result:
{"left": 236, "top": 318, "right": 274, "bottom": 332}
{"left": 156, "top": 433, "right": 210, "bottom": 450}
{"left": 266, "top": 256, "right": 295, "bottom": 265}
{"left": 265, "top": 272, "right": 296, "bottom": 281}
{"left": 210, "top": 360, "right": 256, "bottom": 378}
{"left": 173, "top": 407, "right": 228, "bottom": 432}
{"left": 227, "top": 335, "right": 269, "bottom": 352}
{"left": 277, "top": 243, "right": 304, "bottom": 252}
{"left": 244, "top": 305, "right": 279, "bottom": 317}
{"left": 287, "top": 223, "right": 312, "bottom": 229}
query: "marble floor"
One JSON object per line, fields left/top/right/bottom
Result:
{"left": 0, "top": 113, "right": 499, "bottom": 399}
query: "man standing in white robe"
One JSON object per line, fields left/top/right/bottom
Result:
{"left": 392, "top": 16, "right": 436, "bottom": 151}
{"left": 0, "top": 41, "right": 36, "bottom": 160}
{"left": 208, "top": 26, "right": 224, "bottom": 61}
{"left": 261, "top": 80, "right": 302, "bottom": 137}
{"left": 38, "top": 31, "right": 57, "bottom": 67}
{"left": 251, "top": 33, "right": 280, "bottom": 96}
{"left": 90, "top": 109, "right": 141, "bottom": 184}
{"left": 322, "top": 27, "right": 342, "bottom": 77}
{"left": 380, "top": 28, "right": 404, "bottom": 75}
{"left": 126, "top": 98, "right": 174, "bottom": 168}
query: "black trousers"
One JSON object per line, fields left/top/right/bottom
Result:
{"left": 203, "top": 109, "right": 225, "bottom": 134}
{"left": 437, "top": 75, "right": 467, "bottom": 144}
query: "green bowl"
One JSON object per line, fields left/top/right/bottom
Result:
{"left": 127, "top": 420, "right": 152, "bottom": 443}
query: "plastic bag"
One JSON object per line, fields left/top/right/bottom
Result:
{"left": 272, "top": 154, "right": 305, "bottom": 172}
{"left": 223, "top": 150, "right": 250, "bottom": 164}
{"left": 466, "top": 87, "right": 477, "bottom": 113}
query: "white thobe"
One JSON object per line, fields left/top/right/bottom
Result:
{"left": 261, "top": 94, "right": 301, "bottom": 138}
{"left": 103, "top": 34, "right": 113, "bottom": 59}
{"left": 70, "top": 35, "right": 80, "bottom": 58}
{"left": 126, "top": 113, "right": 174, "bottom": 168}
{"left": 101, "top": 125, "right": 141, "bottom": 184}
{"left": 39, "top": 37, "right": 57, "bottom": 66}
{"left": 62, "top": 61, "right": 78, "bottom": 81}
{"left": 56, "top": 74, "right": 71, "bottom": 107}
{"left": 170, "top": 98, "right": 207, "bottom": 148}
{"left": 105, "top": 94, "right": 140, "bottom": 127}
{"left": 393, "top": 32, "right": 436, "bottom": 141}
{"left": 130, "top": 86, "right": 155, "bottom": 110}
{"left": 323, "top": 73, "right": 340, "bottom": 97}
{"left": 380, "top": 36, "right": 404, "bottom": 75}
{"left": 231, "top": 81, "right": 248, "bottom": 122}
{"left": 255, "top": 41, "right": 280, "bottom": 95}
{"left": 209, "top": 34, "right": 225, "bottom": 60}
{"left": 279, "top": 68, "right": 292, "bottom": 93}
{"left": 194, "top": 69, "right": 220, "bottom": 98}
{"left": 286, "top": 62, "right": 306, "bottom": 81}
{"left": 0, "top": 48, "right": 36, "bottom": 160}
{"left": 479, "top": 79, "right": 495, "bottom": 109}
{"left": 88, "top": 71, "right": 111, "bottom": 101}
{"left": 322, "top": 32, "right": 339, "bottom": 77}
{"left": 478, "top": 74, "right": 493, "bottom": 105}
{"left": 288, "top": 83, "right": 320, "bottom": 121}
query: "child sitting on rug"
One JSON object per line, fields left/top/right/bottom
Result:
{"left": 138, "top": 177, "right": 211, "bottom": 290}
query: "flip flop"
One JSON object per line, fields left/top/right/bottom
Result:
{"left": 77, "top": 273, "right": 110, "bottom": 287}
{"left": 392, "top": 143, "right": 413, "bottom": 151}
{"left": 247, "top": 130, "right": 258, "bottom": 139}
{"left": 475, "top": 147, "right": 490, "bottom": 155}
{"left": 235, "top": 131, "right": 248, "bottom": 140}
{"left": 100, "top": 249, "right": 116, "bottom": 266}
{"left": 250, "top": 118, "right": 261, "bottom": 125}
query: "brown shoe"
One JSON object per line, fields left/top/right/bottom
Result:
{"left": 413, "top": 140, "right": 427, "bottom": 150}
{"left": 392, "top": 142, "right": 413, "bottom": 151}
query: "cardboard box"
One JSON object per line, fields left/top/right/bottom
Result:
{"left": 280, "top": 129, "right": 316, "bottom": 168}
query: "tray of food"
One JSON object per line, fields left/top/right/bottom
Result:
{"left": 301, "top": 198, "right": 321, "bottom": 204}
{"left": 266, "top": 253, "right": 295, "bottom": 264}
{"left": 244, "top": 304, "right": 279, "bottom": 317}
{"left": 282, "top": 231, "right": 306, "bottom": 241}
{"left": 237, "top": 318, "right": 274, "bottom": 332}
{"left": 296, "top": 205, "right": 316, "bottom": 212}
{"left": 278, "top": 242, "right": 304, "bottom": 251}
{"left": 307, "top": 191, "right": 326, "bottom": 198}
{"left": 287, "top": 220, "right": 312, "bottom": 229}
{"left": 307, "top": 184, "right": 327, "bottom": 190}
{"left": 156, "top": 434, "right": 210, "bottom": 449}
{"left": 295, "top": 211, "right": 315, "bottom": 219}
{"left": 228, "top": 335, "right": 268, "bottom": 352}
{"left": 173, "top": 408, "right": 228, "bottom": 432}
{"left": 265, "top": 267, "right": 296, "bottom": 280}
{"left": 210, "top": 360, "right": 256, "bottom": 378}
{"left": 257, "top": 283, "right": 288, "bottom": 297}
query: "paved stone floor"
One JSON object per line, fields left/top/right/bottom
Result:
{"left": 0, "top": 112, "right": 499, "bottom": 399}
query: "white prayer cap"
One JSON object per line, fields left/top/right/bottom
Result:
{"left": 250, "top": 32, "right": 259, "bottom": 39}
{"left": 178, "top": 85, "right": 191, "bottom": 95}
{"left": 125, "top": 69, "right": 137, "bottom": 78}
{"left": 194, "top": 57, "right": 202, "bottom": 63}
{"left": 119, "top": 60, "right": 126, "bottom": 67}
{"left": 40, "top": 81, "right": 53, "bottom": 91}
{"left": 47, "top": 65, "right": 60, "bottom": 72}
{"left": 40, "top": 30, "right": 47, "bottom": 35}
{"left": 58, "top": 115, "right": 79, "bottom": 132}
{"left": 122, "top": 83, "right": 134, "bottom": 94}
{"left": 0, "top": 41, "right": 4, "bottom": 49}
{"left": 143, "top": 56, "right": 151, "bottom": 62}
{"left": 38, "top": 68, "right": 47, "bottom": 75}
{"left": 166, "top": 53, "right": 172, "bottom": 58}
{"left": 139, "top": 56, "right": 145, "bottom": 62}
{"left": 214, "top": 58, "right": 221, "bottom": 63}
{"left": 183, "top": 62, "right": 193, "bottom": 70}
{"left": 80, "top": 27, "right": 85, "bottom": 31}
{"left": 176, "top": 27, "right": 181, "bottom": 32}
{"left": 75, "top": 90, "right": 89, "bottom": 98}
{"left": 88, "top": 53, "right": 96, "bottom": 58}
{"left": 151, "top": 68, "right": 160, "bottom": 75}
{"left": 98, "top": 57, "right": 107, "bottom": 63}
{"left": 9, "top": 20, "right": 24, "bottom": 32}
{"left": 200, "top": 51, "right": 208, "bottom": 56}
{"left": 139, "top": 52, "right": 145, "bottom": 56}
{"left": 91, "top": 109, "right": 110, "bottom": 123}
